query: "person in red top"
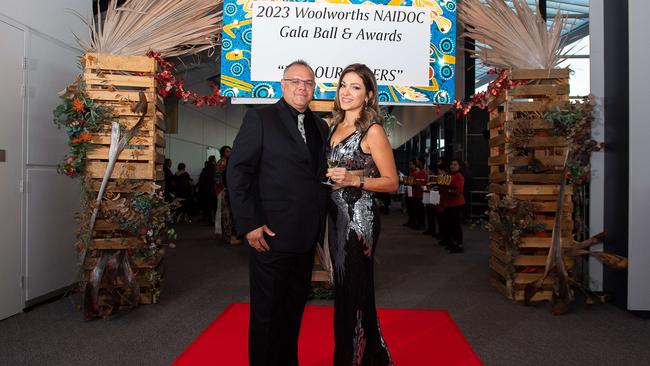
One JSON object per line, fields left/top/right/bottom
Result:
{"left": 410, "top": 159, "right": 428, "bottom": 230}
{"left": 439, "top": 159, "right": 465, "bottom": 253}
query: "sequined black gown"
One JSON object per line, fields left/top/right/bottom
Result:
{"left": 327, "top": 124, "right": 393, "bottom": 366}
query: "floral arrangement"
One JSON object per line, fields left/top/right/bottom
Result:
{"left": 486, "top": 194, "right": 545, "bottom": 259}
{"left": 97, "top": 188, "right": 178, "bottom": 258}
{"left": 544, "top": 95, "right": 604, "bottom": 186}
{"left": 453, "top": 69, "right": 527, "bottom": 117}
{"left": 53, "top": 80, "right": 113, "bottom": 177}
{"left": 147, "top": 51, "right": 228, "bottom": 108}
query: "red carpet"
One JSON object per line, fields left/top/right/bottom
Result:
{"left": 174, "top": 303, "right": 482, "bottom": 365}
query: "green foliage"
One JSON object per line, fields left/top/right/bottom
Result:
{"left": 53, "top": 81, "right": 114, "bottom": 177}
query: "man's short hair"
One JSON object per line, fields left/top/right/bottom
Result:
{"left": 283, "top": 60, "right": 315, "bottom": 79}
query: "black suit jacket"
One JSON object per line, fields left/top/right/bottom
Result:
{"left": 227, "top": 99, "right": 329, "bottom": 253}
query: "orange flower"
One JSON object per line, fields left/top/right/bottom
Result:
{"left": 73, "top": 98, "right": 85, "bottom": 113}
{"left": 80, "top": 132, "right": 92, "bottom": 142}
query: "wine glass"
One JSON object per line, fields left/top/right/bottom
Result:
{"left": 322, "top": 159, "right": 339, "bottom": 185}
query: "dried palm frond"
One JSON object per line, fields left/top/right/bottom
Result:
{"left": 458, "top": 0, "right": 567, "bottom": 69}
{"left": 73, "top": 0, "right": 222, "bottom": 58}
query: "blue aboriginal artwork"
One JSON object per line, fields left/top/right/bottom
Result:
{"left": 220, "top": 0, "right": 456, "bottom": 104}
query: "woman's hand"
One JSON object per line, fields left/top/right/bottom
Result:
{"left": 326, "top": 167, "right": 360, "bottom": 188}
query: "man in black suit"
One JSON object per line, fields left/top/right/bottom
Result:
{"left": 227, "top": 60, "right": 329, "bottom": 366}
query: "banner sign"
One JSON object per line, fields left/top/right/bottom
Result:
{"left": 220, "top": 0, "right": 457, "bottom": 105}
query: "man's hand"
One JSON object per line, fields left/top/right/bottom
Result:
{"left": 245, "top": 225, "right": 275, "bottom": 252}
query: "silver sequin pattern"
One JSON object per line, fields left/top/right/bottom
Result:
{"left": 328, "top": 127, "right": 379, "bottom": 280}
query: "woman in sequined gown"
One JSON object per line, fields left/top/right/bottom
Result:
{"left": 325, "top": 64, "right": 399, "bottom": 366}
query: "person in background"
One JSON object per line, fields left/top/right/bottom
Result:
{"left": 198, "top": 160, "right": 217, "bottom": 224}
{"left": 215, "top": 145, "right": 239, "bottom": 245}
{"left": 402, "top": 159, "right": 417, "bottom": 228}
{"left": 174, "top": 162, "right": 193, "bottom": 221}
{"left": 439, "top": 159, "right": 465, "bottom": 253}
{"left": 461, "top": 160, "right": 472, "bottom": 222}
{"left": 163, "top": 158, "right": 174, "bottom": 201}
{"left": 410, "top": 158, "right": 427, "bottom": 230}
{"left": 423, "top": 161, "right": 439, "bottom": 237}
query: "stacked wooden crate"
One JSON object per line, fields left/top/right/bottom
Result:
{"left": 81, "top": 53, "right": 166, "bottom": 307}
{"left": 487, "top": 69, "right": 574, "bottom": 302}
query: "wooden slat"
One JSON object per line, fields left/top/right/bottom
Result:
{"left": 87, "top": 90, "right": 156, "bottom": 103}
{"left": 511, "top": 184, "right": 573, "bottom": 196}
{"left": 86, "top": 161, "right": 159, "bottom": 180}
{"left": 311, "top": 270, "right": 330, "bottom": 282}
{"left": 490, "top": 276, "right": 554, "bottom": 302}
{"left": 513, "top": 289, "right": 553, "bottom": 302}
{"left": 93, "top": 219, "right": 120, "bottom": 232}
{"left": 84, "top": 53, "right": 156, "bottom": 73}
{"left": 537, "top": 218, "right": 573, "bottom": 230}
{"left": 91, "top": 237, "right": 143, "bottom": 250}
{"left": 487, "top": 93, "right": 506, "bottom": 111}
{"left": 94, "top": 102, "right": 158, "bottom": 117}
{"left": 105, "top": 116, "right": 160, "bottom": 131}
{"left": 488, "top": 155, "right": 507, "bottom": 166}
{"left": 488, "top": 113, "right": 505, "bottom": 129}
{"left": 519, "top": 236, "right": 573, "bottom": 248}
{"left": 89, "top": 180, "right": 159, "bottom": 193}
{"left": 510, "top": 68, "right": 570, "bottom": 80}
{"left": 85, "top": 253, "right": 163, "bottom": 272}
{"left": 489, "top": 242, "right": 509, "bottom": 263}
{"left": 489, "top": 172, "right": 507, "bottom": 183}
{"left": 488, "top": 183, "right": 507, "bottom": 194}
{"left": 84, "top": 72, "right": 155, "bottom": 89}
{"left": 509, "top": 101, "right": 566, "bottom": 113}
{"left": 489, "top": 257, "right": 509, "bottom": 279}
{"left": 508, "top": 118, "right": 554, "bottom": 130}
{"left": 90, "top": 131, "right": 164, "bottom": 147}
{"left": 513, "top": 255, "right": 548, "bottom": 266}
{"left": 489, "top": 135, "right": 506, "bottom": 147}
{"left": 309, "top": 100, "right": 334, "bottom": 112}
{"left": 87, "top": 147, "right": 155, "bottom": 161}
{"left": 526, "top": 136, "right": 568, "bottom": 147}
{"left": 509, "top": 84, "right": 570, "bottom": 97}
{"left": 513, "top": 273, "right": 555, "bottom": 286}
{"left": 510, "top": 173, "right": 563, "bottom": 183}
{"left": 490, "top": 277, "right": 515, "bottom": 301}
{"left": 527, "top": 201, "right": 573, "bottom": 212}
{"left": 510, "top": 155, "right": 566, "bottom": 167}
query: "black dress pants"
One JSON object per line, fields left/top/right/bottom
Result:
{"left": 443, "top": 205, "right": 464, "bottom": 245}
{"left": 249, "top": 247, "right": 315, "bottom": 366}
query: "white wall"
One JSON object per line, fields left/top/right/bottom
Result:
{"left": 0, "top": 0, "right": 90, "bottom": 311}
{"left": 0, "top": 0, "right": 88, "bottom": 46}
{"left": 588, "top": 0, "right": 605, "bottom": 291}
{"left": 165, "top": 76, "right": 246, "bottom": 181}
{"left": 627, "top": 0, "right": 650, "bottom": 311}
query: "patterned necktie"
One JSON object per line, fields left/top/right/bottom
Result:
{"left": 297, "top": 114, "right": 306, "bottom": 144}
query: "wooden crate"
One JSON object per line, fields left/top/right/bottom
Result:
{"left": 486, "top": 68, "right": 574, "bottom": 303}
{"left": 80, "top": 53, "right": 167, "bottom": 314}
{"left": 82, "top": 53, "right": 165, "bottom": 182}
{"left": 311, "top": 252, "right": 331, "bottom": 283}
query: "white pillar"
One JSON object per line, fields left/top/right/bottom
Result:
{"left": 588, "top": 0, "right": 605, "bottom": 291}
{"left": 627, "top": 0, "right": 650, "bottom": 311}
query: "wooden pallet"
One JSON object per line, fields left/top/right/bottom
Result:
{"left": 82, "top": 53, "right": 165, "bottom": 182}
{"left": 486, "top": 68, "right": 574, "bottom": 303}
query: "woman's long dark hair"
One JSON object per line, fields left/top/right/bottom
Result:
{"left": 331, "top": 63, "right": 382, "bottom": 131}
